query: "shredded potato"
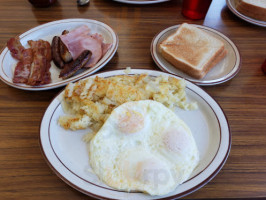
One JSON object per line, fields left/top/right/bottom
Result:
{"left": 58, "top": 74, "right": 197, "bottom": 132}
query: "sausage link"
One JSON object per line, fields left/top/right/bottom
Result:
{"left": 59, "top": 50, "right": 92, "bottom": 79}
{"left": 51, "top": 36, "right": 64, "bottom": 68}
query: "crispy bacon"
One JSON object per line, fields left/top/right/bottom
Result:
{"left": 41, "top": 69, "right": 51, "bottom": 85}
{"left": 7, "top": 37, "right": 52, "bottom": 86}
{"left": 7, "top": 37, "right": 25, "bottom": 60}
{"left": 27, "top": 40, "right": 52, "bottom": 86}
{"left": 7, "top": 37, "right": 33, "bottom": 83}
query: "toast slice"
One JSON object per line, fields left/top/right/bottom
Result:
{"left": 159, "top": 23, "right": 226, "bottom": 79}
{"left": 236, "top": 0, "right": 266, "bottom": 21}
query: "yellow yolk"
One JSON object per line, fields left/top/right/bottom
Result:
{"left": 118, "top": 110, "right": 144, "bottom": 134}
{"left": 135, "top": 159, "right": 169, "bottom": 184}
{"left": 163, "top": 127, "right": 190, "bottom": 154}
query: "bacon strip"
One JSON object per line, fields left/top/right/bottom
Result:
{"left": 27, "top": 40, "right": 52, "bottom": 86}
{"left": 7, "top": 37, "right": 52, "bottom": 85}
{"left": 7, "top": 37, "right": 33, "bottom": 83}
{"left": 7, "top": 37, "right": 25, "bottom": 60}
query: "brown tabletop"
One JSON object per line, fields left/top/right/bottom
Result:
{"left": 0, "top": 0, "right": 266, "bottom": 199}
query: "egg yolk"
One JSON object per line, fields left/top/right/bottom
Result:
{"left": 163, "top": 126, "right": 190, "bottom": 154}
{"left": 118, "top": 110, "right": 144, "bottom": 134}
{"left": 135, "top": 159, "right": 170, "bottom": 185}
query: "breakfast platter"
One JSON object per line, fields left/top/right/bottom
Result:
{"left": 226, "top": 0, "right": 266, "bottom": 27}
{"left": 0, "top": 18, "right": 118, "bottom": 91}
{"left": 112, "top": 0, "right": 170, "bottom": 4}
{"left": 40, "top": 69, "right": 231, "bottom": 199}
{"left": 151, "top": 24, "right": 241, "bottom": 86}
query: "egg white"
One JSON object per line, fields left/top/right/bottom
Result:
{"left": 89, "top": 100, "right": 199, "bottom": 196}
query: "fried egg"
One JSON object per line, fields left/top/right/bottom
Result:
{"left": 89, "top": 100, "right": 199, "bottom": 196}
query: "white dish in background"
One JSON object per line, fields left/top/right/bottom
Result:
{"left": 226, "top": 0, "right": 266, "bottom": 27}
{"left": 40, "top": 69, "right": 231, "bottom": 200}
{"left": 151, "top": 24, "right": 241, "bottom": 86}
{"left": 112, "top": 0, "right": 170, "bottom": 4}
{"left": 0, "top": 18, "right": 118, "bottom": 91}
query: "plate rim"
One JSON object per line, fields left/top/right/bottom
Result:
{"left": 226, "top": 0, "right": 266, "bottom": 27}
{"left": 0, "top": 18, "right": 119, "bottom": 91}
{"left": 39, "top": 68, "right": 231, "bottom": 200}
{"left": 112, "top": 0, "right": 170, "bottom": 5}
{"left": 150, "top": 24, "right": 242, "bottom": 86}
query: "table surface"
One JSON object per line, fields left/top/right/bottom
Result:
{"left": 0, "top": 0, "right": 266, "bottom": 199}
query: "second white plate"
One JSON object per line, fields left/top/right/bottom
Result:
{"left": 226, "top": 0, "right": 266, "bottom": 27}
{"left": 40, "top": 69, "right": 231, "bottom": 199}
{"left": 151, "top": 24, "right": 241, "bottom": 86}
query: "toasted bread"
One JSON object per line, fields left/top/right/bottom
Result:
{"left": 159, "top": 23, "right": 226, "bottom": 79}
{"left": 236, "top": 0, "right": 266, "bottom": 21}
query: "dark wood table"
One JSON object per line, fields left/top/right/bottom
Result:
{"left": 0, "top": 0, "right": 266, "bottom": 199}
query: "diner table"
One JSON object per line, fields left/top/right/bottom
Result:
{"left": 0, "top": 0, "right": 266, "bottom": 199}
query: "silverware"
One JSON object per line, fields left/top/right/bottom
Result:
{"left": 77, "top": 0, "right": 90, "bottom": 6}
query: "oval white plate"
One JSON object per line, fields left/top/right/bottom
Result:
{"left": 112, "top": 0, "right": 169, "bottom": 4}
{"left": 226, "top": 0, "right": 266, "bottom": 27}
{"left": 0, "top": 18, "right": 118, "bottom": 91}
{"left": 151, "top": 24, "right": 241, "bottom": 86}
{"left": 40, "top": 69, "right": 231, "bottom": 200}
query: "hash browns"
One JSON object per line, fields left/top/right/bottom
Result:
{"left": 58, "top": 74, "right": 197, "bottom": 132}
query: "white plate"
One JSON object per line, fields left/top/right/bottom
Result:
{"left": 226, "top": 0, "right": 266, "bottom": 27}
{"left": 0, "top": 18, "right": 118, "bottom": 91}
{"left": 151, "top": 24, "right": 241, "bottom": 86}
{"left": 40, "top": 69, "right": 231, "bottom": 200}
{"left": 112, "top": 0, "right": 169, "bottom": 4}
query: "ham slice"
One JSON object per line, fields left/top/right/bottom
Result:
{"left": 102, "top": 43, "right": 112, "bottom": 56}
{"left": 60, "top": 25, "right": 112, "bottom": 68}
